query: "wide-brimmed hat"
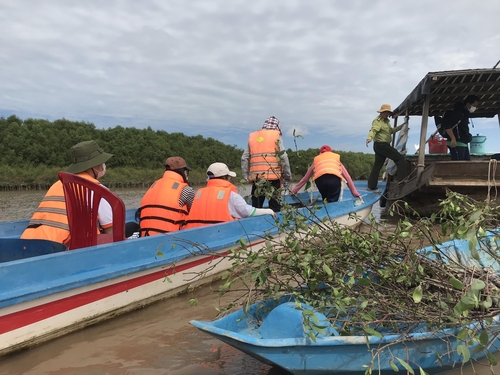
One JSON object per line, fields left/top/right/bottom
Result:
{"left": 207, "top": 162, "right": 236, "bottom": 178}
{"left": 320, "top": 145, "right": 332, "bottom": 153}
{"left": 66, "top": 140, "right": 113, "bottom": 174}
{"left": 165, "top": 156, "right": 192, "bottom": 170}
{"left": 377, "top": 104, "right": 392, "bottom": 113}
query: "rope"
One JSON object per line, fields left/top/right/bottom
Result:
{"left": 486, "top": 159, "right": 498, "bottom": 203}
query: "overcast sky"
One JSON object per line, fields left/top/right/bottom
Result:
{"left": 1, "top": 0, "right": 499, "bottom": 153}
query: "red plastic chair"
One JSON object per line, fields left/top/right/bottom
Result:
{"left": 58, "top": 172, "right": 126, "bottom": 250}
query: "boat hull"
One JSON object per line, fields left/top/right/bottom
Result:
{"left": 191, "top": 231, "right": 500, "bottom": 375}
{"left": 0, "top": 185, "right": 383, "bottom": 357}
{"left": 194, "top": 330, "right": 500, "bottom": 375}
{"left": 197, "top": 333, "right": 500, "bottom": 375}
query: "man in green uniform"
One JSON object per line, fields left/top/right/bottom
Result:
{"left": 366, "top": 104, "right": 406, "bottom": 190}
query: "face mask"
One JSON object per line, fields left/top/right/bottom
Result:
{"left": 468, "top": 105, "right": 477, "bottom": 113}
{"left": 93, "top": 163, "right": 106, "bottom": 179}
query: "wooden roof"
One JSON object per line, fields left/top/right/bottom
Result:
{"left": 392, "top": 68, "right": 500, "bottom": 118}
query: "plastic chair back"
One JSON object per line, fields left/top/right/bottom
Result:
{"left": 58, "top": 172, "right": 126, "bottom": 250}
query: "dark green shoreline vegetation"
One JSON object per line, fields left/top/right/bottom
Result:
{"left": 0, "top": 115, "right": 375, "bottom": 190}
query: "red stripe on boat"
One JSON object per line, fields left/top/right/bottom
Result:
{"left": 0, "top": 252, "right": 231, "bottom": 334}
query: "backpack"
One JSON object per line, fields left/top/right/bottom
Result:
{"left": 434, "top": 115, "right": 447, "bottom": 137}
{"left": 434, "top": 110, "right": 462, "bottom": 139}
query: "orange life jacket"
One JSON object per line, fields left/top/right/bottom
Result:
{"left": 313, "top": 152, "right": 343, "bottom": 180}
{"left": 139, "top": 171, "right": 189, "bottom": 236}
{"left": 248, "top": 129, "right": 282, "bottom": 181}
{"left": 21, "top": 172, "right": 101, "bottom": 245}
{"left": 183, "top": 179, "right": 237, "bottom": 229}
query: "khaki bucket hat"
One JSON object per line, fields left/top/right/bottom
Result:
{"left": 66, "top": 140, "right": 113, "bottom": 174}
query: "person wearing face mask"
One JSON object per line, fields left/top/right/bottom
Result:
{"left": 21, "top": 140, "right": 114, "bottom": 245}
{"left": 138, "top": 157, "right": 195, "bottom": 236}
{"left": 444, "top": 95, "right": 479, "bottom": 161}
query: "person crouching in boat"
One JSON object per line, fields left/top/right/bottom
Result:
{"left": 291, "top": 145, "right": 362, "bottom": 202}
{"left": 183, "top": 162, "right": 275, "bottom": 229}
{"left": 138, "top": 156, "right": 195, "bottom": 236}
{"left": 21, "top": 140, "right": 114, "bottom": 246}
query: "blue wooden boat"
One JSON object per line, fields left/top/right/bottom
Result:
{"left": 191, "top": 233, "right": 500, "bottom": 375}
{"left": 0, "top": 183, "right": 383, "bottom": 357}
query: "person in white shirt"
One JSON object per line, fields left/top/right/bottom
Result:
{"left": 183, "top": 163, "right": 275, "bottom": 229}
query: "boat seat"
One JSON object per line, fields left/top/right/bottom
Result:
{"left": 259, "top": 302, "right": 338, "bottom": 339}
{"left": 0, "top": 238, "right": 67, "bottom": 263}
{"left": 58, "top": 172, "right": 126, "bottom": 250}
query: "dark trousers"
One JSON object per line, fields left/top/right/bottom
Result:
{"left": 315, "top": 174, "right": 342, "bottom": 203}
{"left": 368, "top": 142, "right": 406, "bottom": 189}
{"left": 251, "top": 179, "right": 281, "bottom": 212}
{"left": 448, "top": 146, "right": 470, "bottom": 161}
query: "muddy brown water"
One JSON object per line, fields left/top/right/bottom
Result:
{"left": 1, "top": 188, "right": 499, "bottom": 374}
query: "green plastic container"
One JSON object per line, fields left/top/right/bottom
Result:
{"left": 470, "top": 134, "right": 487, "bottom": 154}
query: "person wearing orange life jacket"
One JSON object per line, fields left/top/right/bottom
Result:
{"left": 183, "top": 163, "right": 275, "bottom": 229}
{"left": 21, "top": 140, "right": 114, "bottom": 245}
{"left": 241, "top": 116, "right": 292, "bottom": 212}
{"left": 138, "top": 156, "right": 195, "bottom": 236}
{"left": 292, "top": 145, "right": 362, "bottom": 203}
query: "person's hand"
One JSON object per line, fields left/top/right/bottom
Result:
{"left": 450, "top": 139, "right": 457, "bottom": 148}
{"left": 366, "top": 139, "right": 371, "bottom": 147}
{"left": 264, "top": 208, "right": 276, "bottom": 218}
{"left": 354, "top": 197, "right": 364, "bottom": 206}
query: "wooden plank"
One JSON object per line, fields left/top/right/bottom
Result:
{"left": 431, "top": 80, "right": 500, "bottom": 89}
{"left": 386, "top": 164, "right": 435, "bottom": 200}
{"left": 427, "top": 180, "right": 499, "bottom": 187}
{"left": 417, "top": 96, "right": 430, "bottom": 180}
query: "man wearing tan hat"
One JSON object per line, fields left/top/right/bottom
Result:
{"left": 138, "top": 156, "right": 195, "bottom": 236}
{"left": 21, "top": 140, "right": 114, "bottom": 245}
{"left": 366, "top": 104, "right": 406, "bottom": 190}
{"left": 183, "top": 162, "right": 275, "bottom": 229}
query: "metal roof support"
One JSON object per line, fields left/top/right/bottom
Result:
{"left": 391, "top": 116, "right": 399, "bottom": 147}
{"left": 417, "top": 95, "right": 430, "bottom": 181}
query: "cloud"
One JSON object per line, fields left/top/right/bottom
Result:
{"left": 1, "top": 0, "right": 499, "bottom": 153}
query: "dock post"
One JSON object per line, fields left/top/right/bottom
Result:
{"left": 417, "top": 95, "right": 430, "bottom": 181}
